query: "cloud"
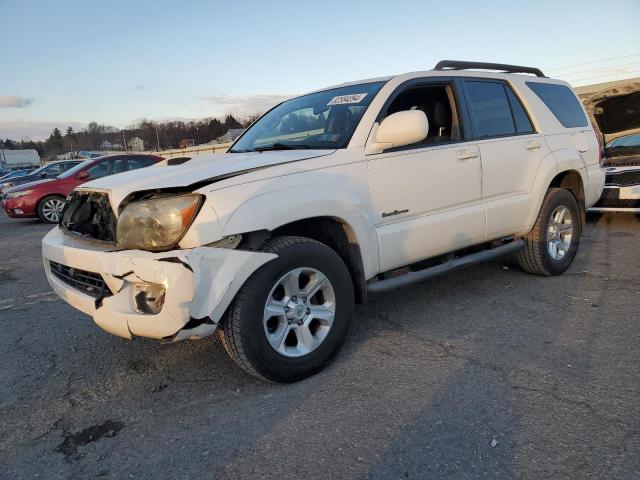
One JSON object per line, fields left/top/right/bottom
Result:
{"left": 200, "top": 94, "right": 294, "bottom": 116}
{"left": 0, "top": 120, "right": 85, "bottom": 141}
{"left": 0, "top": 96, "right": 33, "bottom": 108}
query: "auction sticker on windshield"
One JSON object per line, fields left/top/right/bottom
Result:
{"left": 327, "top": 93, "right": 368, "bottom": 105}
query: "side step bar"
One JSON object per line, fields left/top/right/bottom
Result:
{"left": 367, "top": 240, "right": 524, "bottom": 294}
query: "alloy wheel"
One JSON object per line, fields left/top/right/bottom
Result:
{"left": 263, "top": 267, "right": 336, "bottom": 357}
{"left": 546, "top": 205, "right": 573, "bottom": 260}
{"left": 42, "top": 198, "right": 65, "bottom": 222}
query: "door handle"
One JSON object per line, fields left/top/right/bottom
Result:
{"left": 525, "top": 140, "right": 542, "bottom": 150}
{"left": 456, "top": 149, "right": 479, "bottom": 160}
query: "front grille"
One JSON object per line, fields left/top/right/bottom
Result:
{"left": 60, "top": 191, "right": 117, "bottom": 242}
{"left": 605, "top": 171, "right": 640, "bottom": 187}
{"left": 49, "top": 261, "right": 112, "bottom": 298}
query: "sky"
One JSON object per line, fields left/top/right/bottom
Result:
{"left": 1, "top": 0, "right": 639, "bottom": 141}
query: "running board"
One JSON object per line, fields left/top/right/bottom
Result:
{"left": 367, "top": 240, "right": 524, "bottom": 294}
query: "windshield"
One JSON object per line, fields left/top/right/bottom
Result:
{"left": 230, "top": 81, "right": 386, "bottom": 153}
{"left": 3, "top": 170, "right": 28, "bottom": 179}
{"left": 609, "top": 134, "right": 640, "bottom": 148}
{"left": 58, "top": 160, "right": 92, "bottom": 179}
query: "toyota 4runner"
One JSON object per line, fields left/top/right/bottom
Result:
{"left": 42, "top": 61, "right": 605, "bottom": 382}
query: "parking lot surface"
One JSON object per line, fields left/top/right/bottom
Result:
{"left": 1, "top": 211, "right": 639, "bottom": 479}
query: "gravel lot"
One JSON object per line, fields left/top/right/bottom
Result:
{"left": 1, "top": 211, "right": 639, "bottom": 479}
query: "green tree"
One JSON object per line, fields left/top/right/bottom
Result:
{"left": 64, "top": 126, "right": 76, "bottom": 151}
{"left": 45, "top": 128, "right": 65, "bottom": 158}
{"left": 208, "top": 118, "right": 226, "bottom": 139}
{"left": 224, "top": 114, "right": 243, "bottom": 130}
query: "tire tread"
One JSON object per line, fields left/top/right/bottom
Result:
{"left": 517, "top": 188, "right": 579, "bottom": 276}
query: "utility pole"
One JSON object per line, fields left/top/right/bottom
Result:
{"left": 155, "top": 124, "right": 161, "bottom": 151}
{"left": 0, "top": 140, "right": 5, "bottom": 170}
{"left": 122, "top": 131, "right": 129, "bottom": 153}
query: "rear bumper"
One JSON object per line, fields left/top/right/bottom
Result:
{"left": 584, "top": 164, "right": 606, "bottom": 208}
{"left": 42, "top": 227, "right": 276, "bottom": 341}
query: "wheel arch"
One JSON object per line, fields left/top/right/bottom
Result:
{"left": 523, "top": 146, "right": 588, "bottom": 232}
{"left": 549, "top": 169, "right": 586, "bottom": 218}
{"left": 36, "top": 193, "right": 66, "bottom": 221}
{"left": 242, "top": 216, "right": 368, "bottom": 304}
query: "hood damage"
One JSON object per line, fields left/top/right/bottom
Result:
{"left": 76, "top": 149, "right": 335, "bottom": 214}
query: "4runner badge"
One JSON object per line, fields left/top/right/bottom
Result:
{"left": 382, "top": 209, "right": 409, "bottom": 218}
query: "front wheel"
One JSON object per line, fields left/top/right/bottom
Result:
{"left": 517, "top": 188, "right": 582, "bottom": 276}
{"left": 218, "top": 236, "right": 354, "bottom": 382}
{"left": 37, "top": 195, "right": 65, "bottom": 223}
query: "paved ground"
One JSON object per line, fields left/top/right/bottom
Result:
{"left": 1, "top": 211, "right": 639, "bottom": 480}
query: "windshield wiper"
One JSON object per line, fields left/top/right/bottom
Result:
{"left": 254, "top": 143, "right": 310, "bottom": 152}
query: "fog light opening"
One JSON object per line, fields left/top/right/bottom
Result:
{"left": 134, "top": 283, "right": 166, "bottom": 314}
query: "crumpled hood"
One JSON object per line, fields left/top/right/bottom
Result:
{"left": 78, "top": 150, "right": 334, "bottom": 211}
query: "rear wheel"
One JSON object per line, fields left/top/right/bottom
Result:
{"left": 218, "top": 236, "right": 354, "bottom": 382}
{"left": 37, "top": 195, "right": 65, "bottom": 223}
{"left": 517, "top": 188, "right": 582, "bottom": 276}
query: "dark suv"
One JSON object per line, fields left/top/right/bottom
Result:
{"left": 0, "top": 160, "right": 82, "bottom": 192}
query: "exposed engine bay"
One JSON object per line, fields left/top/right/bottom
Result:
{"left": 60, "top": 191, "right": 117, "bottom": 242}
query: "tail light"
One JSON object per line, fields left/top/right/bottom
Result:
{"left": 596, "top": 132, "right": 605, "bottom": 166}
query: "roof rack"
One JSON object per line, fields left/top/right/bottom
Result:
{"left": 434, "top": 60, "right": 546, "bottom": 78}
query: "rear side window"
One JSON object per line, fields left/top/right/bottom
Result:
{"left": 526, "top": 82, "right": 588, "bottom": 128}
{"left": 61, "top": 162, "right": 79, "bottom": 172}
{"left": 505, "top": 87, "right": 534, "bottom": 134}
{"left": 127, "top": 157, "right": 155, "bottom": 170}
{"left": 44, "top": 163, "right": 65, "bottom": 175}
{"left": 464, "top": 81, "right": 516, "bottom": 138}
{"left": 113, "top": 158, "right": 126, "bottom": 174}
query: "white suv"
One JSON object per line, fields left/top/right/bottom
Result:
{"left": 43, "top": 61, "right": 605, "bottom": 382}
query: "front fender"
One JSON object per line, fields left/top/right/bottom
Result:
{"left": 222, "top": 181, "right": 379, "bottom": 279}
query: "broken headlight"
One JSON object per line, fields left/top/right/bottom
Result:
{"left": 116, "top": 193, "right": 202, "bottom": 251}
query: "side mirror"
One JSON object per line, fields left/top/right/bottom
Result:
{"left": 40, "top": 172, "right": 47, "bottom": 178}
{"left": 366, "top": 110, "right": 429, "bottom": 155}
{"left": 76, "top": 171, "right": 90, "bottom": 180}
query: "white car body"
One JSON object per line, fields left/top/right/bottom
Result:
{"left": 42, "top": 66, "right": 605, "bottom": 343}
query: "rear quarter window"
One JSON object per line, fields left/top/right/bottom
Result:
{"left": 464, "top": 80, "right": 516, "bottom": 138}
{"left": 526, "top": 82, "right": 588, "bottom": 128}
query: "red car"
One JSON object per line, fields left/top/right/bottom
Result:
{"left": 1, "top": 154, "right": 163, "bottom": 223}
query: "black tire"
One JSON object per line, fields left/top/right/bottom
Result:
{"left": 517, "top": 188, "right": 582, "bottom": 276}
{"left": 37, "top": 195, "right": 66, "bottom": 223}
{"left": 218, "top": 236, "right": 355, "bottom": 382}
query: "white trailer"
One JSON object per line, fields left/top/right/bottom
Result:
{"left": 0, "top": 149, "right": 41, "bottom": 170}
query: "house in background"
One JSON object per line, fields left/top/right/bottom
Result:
{"left": 179, "top": 138, "right": 195, "bottom": 149}
{"left": 216, "top": 128, "right": 246, "bottom": 143}
{"left": 127, "top": 137, "right": 145, "bottom": 152}
{"left": 99, "top": 140, "right": 123, "bottom": 150}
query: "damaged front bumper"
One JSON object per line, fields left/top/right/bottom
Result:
{"left": 42, "top": 227, "right": 276, "bottom": 341}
